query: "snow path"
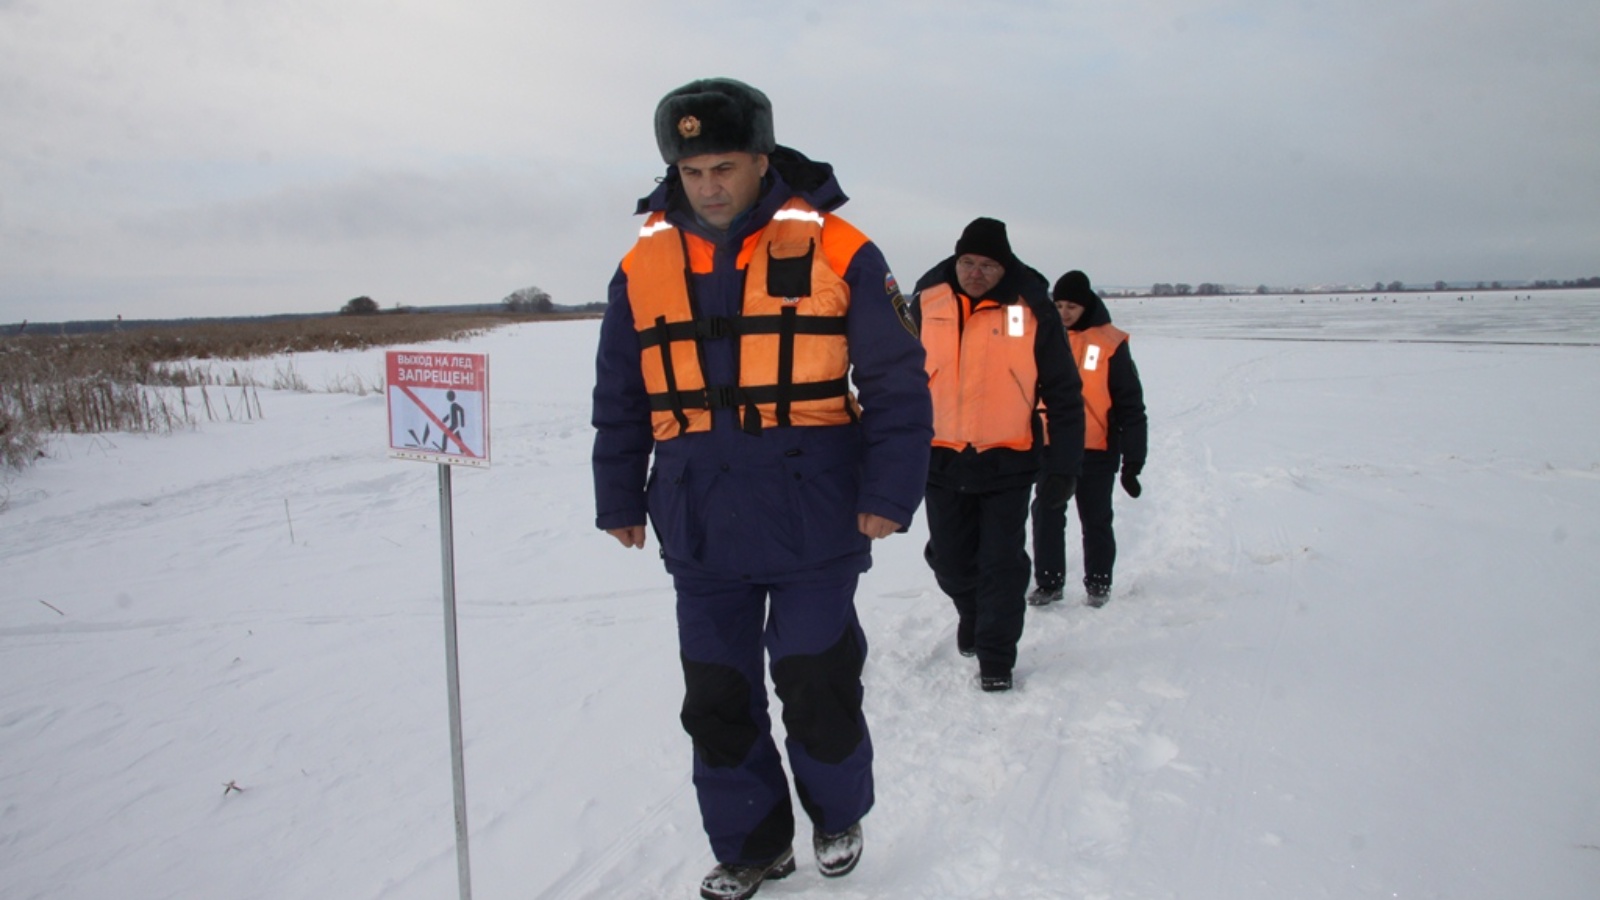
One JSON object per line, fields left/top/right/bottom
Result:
{"left": 4, "top": 292, "right": 1600, "bottom": 899}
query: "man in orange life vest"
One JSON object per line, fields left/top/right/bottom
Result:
{"left": 591, "top": 78, "right": 933, "bottom": 899}
{"left": 1029, "top": 270, "right": 1148, "bottom": 608}
{"left": 912, "top": 218, "right": 1084, "bottom": 692}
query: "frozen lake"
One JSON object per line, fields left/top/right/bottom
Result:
{"left": 4, "top": 290, "right": 1598, "bottom": 899}
{"left": 1110, "top": 288, "right": 1600, "bottom": 344}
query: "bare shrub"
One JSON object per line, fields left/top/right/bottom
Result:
{"left": 2, "top": 401, "right": 48, "bottom": 471}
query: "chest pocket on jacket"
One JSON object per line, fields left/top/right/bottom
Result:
{"left": 766, "top": 239, "right": 815, "bottom": 300}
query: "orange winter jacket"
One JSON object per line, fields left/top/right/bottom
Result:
{"left": 920, "top": 283, "right": 1041, "bottom": 452}
{"left": 622, "top": 199, "right": 864, "bottom": 440}
{"left": 1070, "top": 323, "right": 1129, "bottom": 451}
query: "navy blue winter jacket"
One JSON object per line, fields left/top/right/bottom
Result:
{"left": 591, "top": 148, "right": 933, "bottom": 581}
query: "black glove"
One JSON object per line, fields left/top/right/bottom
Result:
{"left": 1039, "top": 474, "right": 1075, "bottom": 510}
{"left": 1120, "top": 466, "right": 1143, "bottom": 499}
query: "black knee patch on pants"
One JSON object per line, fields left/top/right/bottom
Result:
{"left": 771, "top": 628, "right": 864, "bottom": 765}
{"left": 680, "top": 657, "right": 758, "bottom": 769}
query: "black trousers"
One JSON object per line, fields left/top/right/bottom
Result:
{"left": 924, "top": 483, "right": 1032, "bottom": 674}
{"left": 1031, "top": 451, "right": 1120, "bottom": 591}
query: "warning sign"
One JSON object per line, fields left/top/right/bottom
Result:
{"left": 386, "top": 351, "right": 490, "bottom": 467}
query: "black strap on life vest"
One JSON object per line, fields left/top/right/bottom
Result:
{"left": 640, "top": 311, "right": 852, "bottom": 434}
{"left": 637, "top": 314, "right": 847, "bottom": 347}
{"left": 650, "top": 313, "right": 691, "bottom": 436}
{"left": 637, "top": 227, "right": 853, "bottom": 436}
{"left": 636, "top": 315, "right": 740, "bottom": 348}
{"left": 773, "top": 306, "right": 797, "bottom": 428}
{"left": 646, "top": 379, "right": 852, "bottom": 416}
{"left": 640, "top": 228, "right": 710, "bottom": 438}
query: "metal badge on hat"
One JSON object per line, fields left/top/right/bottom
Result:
{"left": 678, "top": 116, "right": 701, "bottom": 138}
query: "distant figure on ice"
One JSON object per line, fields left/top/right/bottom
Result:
{"left": 1028, "top": 270, "right": 1148, "bottom": 608}
{"left": 590, "top": 77, "right": 932, "bottom": 900}
{"left": 912, "top": 217, "right": 1084, "bottom": 693}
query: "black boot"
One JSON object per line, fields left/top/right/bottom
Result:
{"left": 1027, "top": 585, "right": 1063, "bottom": 606}
{"left": 699, "top": 848, "right": 795, "bottom": 900}
{"left": 1085, "top": 575, "right": 1112, "bottom": 608}
{"left": 814, "top": 822, "right": 863, "bottom": 878}
{"left": 979, "top": 660, "right": 1013, "bottom": 692}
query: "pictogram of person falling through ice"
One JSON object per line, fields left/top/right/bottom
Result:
{"left": 406, "top": 390, "right": 468, "bottom": 453}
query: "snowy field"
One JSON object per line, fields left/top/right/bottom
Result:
{"left": 4, "top": 290, "right": 1599, "bottom": 900}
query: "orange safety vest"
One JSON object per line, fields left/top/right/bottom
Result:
{"left": 1069, "top": 323, "right": 1128, "bottom": 451}
{"left": 622, "top": 199, "right": 866, "bottom": 440}
{"left": 920, "top": 283, "right": 1040, "bottom": 452}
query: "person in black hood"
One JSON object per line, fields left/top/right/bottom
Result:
{"left": 1028, "top": 269, "right": 1148, "bottom": 607}
{"left": 911, "top": 218, "right": 1084, "bottom": 692}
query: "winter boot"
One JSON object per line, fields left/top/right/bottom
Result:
{"left": 1085, "top": 576, "right": 1112, "bottom": 608}
{"left": 814, "top": 822, "right": 863, "bottom": 878}
{"left": 956, "top": 616, "right": 976, "bottom": 657}
{"left": 979, "top": 661, "right": 1013, "bottom": 693}
{"left": 980, "top": 672, "right": 1014, "bottom": 692}
{"left": 699, "top": 847, "right": 795, "bottom": 900}
{"left": 1027, "top": 585, "right": 1063, "bottom": 606}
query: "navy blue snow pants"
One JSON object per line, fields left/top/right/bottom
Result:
{"left": 673, "top": 571, "right": 873, "bottom": 866}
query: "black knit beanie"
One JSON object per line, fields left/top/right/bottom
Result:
{"left": 953, "top": 217, "right": 1015, "bottom": 267}
{"left": 654, "top": 78, "right": 777, "bottom": 164}
{"left": 1053, "top": 269, "right": 1097, "bottom": 305}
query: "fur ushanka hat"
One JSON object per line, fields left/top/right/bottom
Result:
{"left": 654, "top": 77, "right": 777, "bottom": 164}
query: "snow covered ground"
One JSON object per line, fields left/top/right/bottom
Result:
{"left": 4, "top": 290, "right": 1599, "bottom": 899}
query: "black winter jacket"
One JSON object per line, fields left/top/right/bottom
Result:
{"left": 1068, "top": 289, "right": 1148, "bottom": 470}
{"left": 911, "top": 258, "right": 1085, "bottom": 492}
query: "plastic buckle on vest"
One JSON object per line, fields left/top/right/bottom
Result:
{"left": 698, "top": 317, "right": 735, "bottom": 340}
{"left": 704, "top": 385, "right": 739, "bottom": 409}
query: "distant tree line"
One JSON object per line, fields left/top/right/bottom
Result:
{"left": 340, "top": 296, "right": 380, "bottom": 315}
{"left": 1149, "top": 283, "right": 1219, "bottom": 296}
{"left": 1530, "top": 277, "right": 1600, "bottom": 289}
{"left": 1366, "top": 277, "right": 1600, "bottom": 293}
{"left": 338, "top": 295, "right": 421, "bottom": 315}
{"left": 498, "top": 286, "right": 602, "bottom": 314}
{"left": 333, "top": 285, "right": 605, "bottom": 317}
{"left": 502, "top": 286, "right": 553, "bottom": 314}
{"left": 1132, "top": 276, "right": 1599, "bottom": 298}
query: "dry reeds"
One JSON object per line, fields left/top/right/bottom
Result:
{"left": 1, "top": 312, "right": 526, "bottom": 472}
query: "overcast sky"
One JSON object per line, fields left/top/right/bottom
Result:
{"left": 2, "top": 0, "right": 1596, "bottom": 323}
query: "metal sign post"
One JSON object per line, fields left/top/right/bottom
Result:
{"left": 385, "top": 350, "right": 490, "bottom": 900}
{"left": 437, "top": 461, "right": 471, "bottom": 900}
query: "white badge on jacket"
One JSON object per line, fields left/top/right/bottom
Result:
{"left": 1084, "top": 344, "right": 1102, "bottom": 371}
{"left": 1007, "top": 306, "right": 1024, "bottom": 337}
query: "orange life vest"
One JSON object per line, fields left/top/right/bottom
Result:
{"left": 1069, "top": 323, "right": 1128, "bottom": 451}
{"left": 622, "top": 199, "right": 865, "bottom": 440}
{"left": 920, "top": 283, "right": 1040, "bottom": 452}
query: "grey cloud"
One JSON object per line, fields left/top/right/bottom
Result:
{"left": 2, "top": 0, "right": 1596, "bottom": 321}
{"left": 125, "top": 168, "right": 585, "bottom": 244}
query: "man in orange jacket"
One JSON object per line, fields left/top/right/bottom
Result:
{"left": 913, "top": 218, "right": 1084, "bottom": 692}
{"left": 1029, "top": 269, "right": 1148, "bottom": 607}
